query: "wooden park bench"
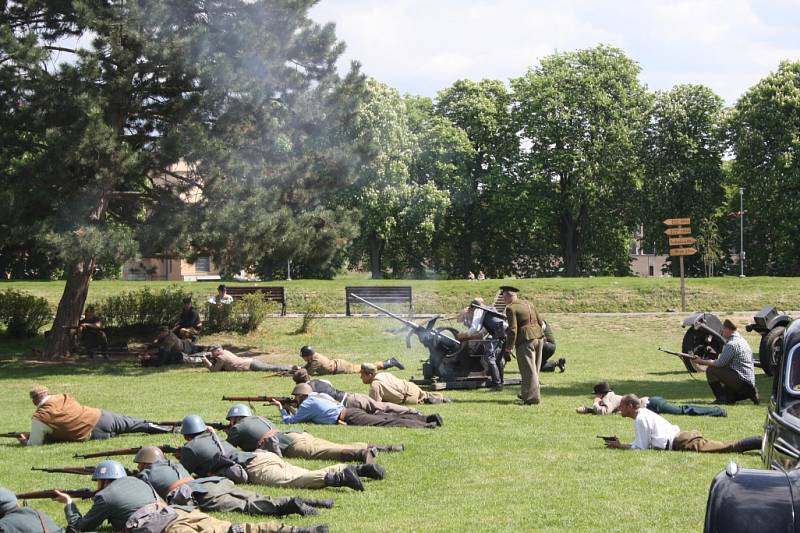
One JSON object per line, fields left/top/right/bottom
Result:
{"left": 225, "top": 286, "right": 287, "bottom": 316}
{"left": 345, "top": 286, "right": 413, "bottom": 317}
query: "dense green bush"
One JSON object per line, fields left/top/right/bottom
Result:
{"left": 204, "top": 294, "right": 275, "bottom": 334}
{"left": 0, "top": 289, "right": 52, "bottom": 337}
{"left": 94, "top": 286, "right": 192, "bottom": 328}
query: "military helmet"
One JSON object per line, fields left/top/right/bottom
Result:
{"left": 292, "top": 383, "right": 313, "bottom": 396}
{"left": 180, "top": 414, "right": 207, "bottom": 435}
{"left": 0, "top": 487, "right": 17, "bottom": 514}
{"left": 134, "top": 446, "right": 165, "bottom": 465}
{"left": 92, "top": 460, "right": 127, "bottom": 480}
{"left": 226, "top": 403, "right": 253, "bottom": 420}
{"left": 300, "top": 345, "right": 315, "bottom": 357}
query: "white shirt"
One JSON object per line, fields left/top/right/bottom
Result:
{"left": 467, "top": 308, "right": 485, "bottom": 334}
{"left": 631, "top": 408, "right": 681, "bottom": 450}
{"left": 27, "top": 395, "right": 53, "bottom": 446}
{"left": 208, "top": 294, "right": 234, "bottom": 305}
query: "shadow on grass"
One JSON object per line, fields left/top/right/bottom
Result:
{"left": 0, "top": 359, "right": 185, "bottom": 379}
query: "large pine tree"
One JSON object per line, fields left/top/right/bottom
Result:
{"left": 0, "top": 0, "right": 363, "bottom": 355}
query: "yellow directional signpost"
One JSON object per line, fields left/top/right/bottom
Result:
{"left": 664, "top": 217, "right": 695, "bottom": 311}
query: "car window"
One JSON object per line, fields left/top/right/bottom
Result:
{"left": 785, "top": 344, "right": 800, "bottom": 397}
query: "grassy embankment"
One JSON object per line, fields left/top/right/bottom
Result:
{"left": 0, "top": 277, "right": 790, "bottom": 531}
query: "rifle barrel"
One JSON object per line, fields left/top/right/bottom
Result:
{"left": 0, "top": 432, "right": 23, "bottom": 438}
{"left": 16, "top": 488, "right": 94, "bottom": 500}
{"left": 31, "top": 466, "right": 94, "bottom": 475}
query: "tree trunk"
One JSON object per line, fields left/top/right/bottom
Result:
{"left": 44, "top": 257, "right": 96, "bottom": 357}
{"left": 368, "top": 235, "right": 383, "bottom": 279}
{"left": 559, "top": 211, "right": 580, "bottom": 276}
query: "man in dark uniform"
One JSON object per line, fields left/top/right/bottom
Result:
{"left": 76, "top": 306, "right": 109, "bottom": 357}
{"left": 0, "top": 486, "right": 63, "bottom": 532}
{"left": 178, "top": 415, "right": 378, "bottom": 491}
{"left": 502, "top": 286, "right": 545, "bottom": 405}
{"left": 134, "top": 446, "right": 330, "bottom": 517}
{"left": 141, "top": 326, "right": 204, "bottom": 367}
{"left": 225, "top": 403, "right": 400, "bottom": 462}
{"left": 457, "top": 298, "right": 508, "bottom": 390}
{"left": 53, "top": 460, "right": 323, "bottom": 532}
{"left": 540, "top": 320, "right": 566, "bottom": 373}
{"left": 172, "top": 297, "right": 202, "bottom": 339}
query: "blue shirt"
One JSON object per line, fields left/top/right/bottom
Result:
{"left": 280, "top": 393, "right": 343, "bottom": 424}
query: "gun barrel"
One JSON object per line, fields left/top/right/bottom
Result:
{"left": 31, "top": 466, "right": 94, "bottom": 475}
{"left": 350, "top": 294, "right": 461, "bottom": 347}
{"left": 16, "top": 488, "right": 94, "bottom": 500}
{"left": 0, "top": 432, "right": 23, "bottom": 438}
{"left": 74, "top": 444, "right": 178, "bottom": 460}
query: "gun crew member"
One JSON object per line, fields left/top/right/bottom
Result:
{"left": 691, "top": 319, "right": 759, "bottom": 405}
{"left": 0, "top": 486, "right": 64, "bottom": 532}
{"left": 576, "top": 381, "right": 727, "bottom": 417}
{"left": 75, "top": 305, "right": 109, "bottom": 357}
{"left": 178, "top": 415, "right": 382, "bottom": 492}
{"left": 502, "top": 285, "right": 545, "bottom": 405}
{"left": 298, "top": 345, "right": 404, "bottom": 375}
{"left": 293, "top": 368, "right": 422, "bottom": 416}
{"left": 359, "top": 363, "right": 449, "bottom": 405}
{"left": 539, "top": 320, "right": 566, "bottom": 373}
{"left": 457, "top": 297, "right": 507, "bottom": 390}
{"left": 226, "top": 404, "right": 402, "bottom": 462}
{"left": 135, "top": 446, "right": 330, "bottom": 517}
{"left": 274, "top": 384, "right": 443, "bottom": 429}
{"left": 203, "top": 344, "right": 293, "bottom": 373}
{"left": 604, "top": 394, "right": 761, "bottom": 453}
{"left": 18, "top": 385, "right": 173, "bottom": 446}
{"left": 53, "top": 460, "right": 324, "bottom": 533}
{"left": 172, "top": 297, "right": 202, "bottom": 340}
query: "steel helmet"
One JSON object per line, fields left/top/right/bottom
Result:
{"left": 300, "top": 345, "right": 315, "bottom": 357}
{"left": 134, "top": 446, "right": 166, "bottom": 465}
{"left": 226, "top": 404, "right": 253, "bottom": 420}
{"left": 292, "top": 383, "right": 313, "bottom": 396}
{"left": 180, "top": 414, "right": 207, "bottom": 435}
{"left": 0, "top": 487, "right": 17, "bottom": 514}
{"left": 92, "top": 460, "right": 127, "bottom": 480}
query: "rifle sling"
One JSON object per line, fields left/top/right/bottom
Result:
{"left": 36, "top": 510, "right": 49, "bottom": 533}
{"left": 166, "top": 477, "right": 194, "bottom": 493}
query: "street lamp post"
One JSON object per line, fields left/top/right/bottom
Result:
{"left": 739, "top": 187, "right": 745, "bottom": 278}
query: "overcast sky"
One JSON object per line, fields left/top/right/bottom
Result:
{"left": 310, "top": 0, "right": 800, "bottom": 105}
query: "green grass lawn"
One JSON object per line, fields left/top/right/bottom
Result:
{"left": 0, "top": 309, "right": 770, "bottom": 532}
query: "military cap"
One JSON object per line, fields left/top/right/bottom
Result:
{"left": 0, "top": 487, "right": 17, "bottom": 514}
{"left": 593, "top": 381, "right": 611, "bottom": 395}
{"left": 300, "top": 345, "right": 315, "bottom": 357}
{"left": 208, "top": 344, "right": 223, "bottom": 352}
{"left": 723, "top": 319, "right": 737, "bottom": 331}
{"left": 292, "top": 383, "right": 313, "bottom": 396}
{"left": 29, "top": 384, "right": 49, "bottom": 399}
{"left": 134, "top": 446, "right": 165, "bottom": 465}
{"left": 292, "top": 368, "right": 310, "bottom": 383}
{"left": 499, "top": 285, "right": 520, "bottom": 294}
{"left": 360, "top": 363, "right": 378, "bottom": 375}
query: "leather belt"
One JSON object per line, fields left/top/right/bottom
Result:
{"left": 166, "top": 477, "right": 193, "bottom": 493}
{"left": 257, "top": 428, "right": 279, "bottom": 448}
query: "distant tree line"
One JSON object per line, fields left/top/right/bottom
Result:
{"left": 2, "top": 1, "right": 800, "bottom": 354}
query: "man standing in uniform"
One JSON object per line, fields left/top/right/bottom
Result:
{"left": 359, "top": 364, "right": 449, "bottom": 404}
{"left": 52, "top": 460, "right": 324, "bottom": 532}
{"left": 0, "top": 486, "right": 63, "bottom": 532}
{"left": 17, "top": 385, "right": 173, "bottom": 445}
{"left": 298, "top": 346, "right": 404, "bottom": 375}
{"left": 134, "top": 446, "right": 330, "bottom": 517}
{"left": 692, "top": 319, "right": 759, "bottom": 404}
{"left": 502, "top": 285, "right": 545, "bottom": 405}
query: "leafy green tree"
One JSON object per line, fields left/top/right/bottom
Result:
{"left": 0, "top": 0, "right": 361, "bottom": 355}
{"left": 728, "top": 61, "right": 800, "bottom": 274}
{"left": 696, "top": 217, "right": 724, "bottom": 277}
{"left": 640, "top": 84, "right": 727, "bottom": 276}
{"left": 511, "top": 45, "right": 650, "bottom": 276}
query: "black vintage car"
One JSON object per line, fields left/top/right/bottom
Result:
{"left": 704, "top": 319, "right": 800, "bottom": 533}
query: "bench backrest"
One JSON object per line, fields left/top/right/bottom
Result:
{"left": 345, "top": 286, "right": 413, "bottom": 316}
{"left": 225, "top": 286, "right": 286, "bottom": 315}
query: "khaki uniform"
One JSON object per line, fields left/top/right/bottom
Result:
{"left": 210, "top": 349, "right": 252, "bottom": 371}
{"left": 303, "top": 353, "right": 359, "bottom": 375}
{"left": 282, "top": 432, "right": 369, "bottom": 461}
{"left": 245, "top": 451, "right": 349, "bottom": 489}
{"left": 367, "top": 372, "right": 443, "bottom": 405}
{"left": 165, "top": 508, "right": 293, "bottom": 533}
{"left": 505, "top": 299, "right": 545, "bottom": 404}
{"left": 33, "top": 394, "right": 101, "bottom": 442}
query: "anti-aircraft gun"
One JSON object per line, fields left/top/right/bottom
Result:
{"left": 350, "top": 294, "right": 519, "bottom": 389}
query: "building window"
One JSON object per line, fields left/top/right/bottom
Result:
{"left": 195, "top": 256, "right": 211, "bottom": 273}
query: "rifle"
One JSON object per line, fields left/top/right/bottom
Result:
{"left": 350, "top": 294, "right": 461, "bottom": 351}
{"left": 74, "top": 444, "right": 180, "bottom": 460}
{"left": 596, "top": 435, "right": 619, "bottom": 442}
{"left": 16, "top": 488, "right": 95, "bottom": 500}
{"left": 32, "top": 466, "right": 136, "bottom": 476}
{"left": 0, "top": 432, "right": 24, "bottom": 438}
{"left": 657, "top": 347, "right": 698, "bottom": 360}
{"left": 222, "top": 395, "right": 295, "bottom": 413}
{"left": 154, "top": 421, "right": 228, "bottom": 431}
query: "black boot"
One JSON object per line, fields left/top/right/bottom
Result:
{"left": 557, "top": 358, "right": 566, "bottom": 372}
{"left": 371, "top": 444, "right": 404, "bottom": 453}
{"left": 708, "top": 381, "right": 728, "bottom": 404}
{"left": 355, "top": 463, "right": 386, "bottom": 480}
{"left": 426, "top": 413, "right": 443, "bottom": 427}
{"left": 734, "top": 435, "right": 762, "bottom": 453}
{"left": 382, "top": 357, "right": 405, "bottom": 370}
{"left": 324, "top": 467, "right": 364, "bottom": 491}
{"left": 339, "top": 449, "right": 374, "bottom": 463}
{"left": 300, "top": 498, "right": 334, "bottom": 509}
{"left": 271, "top": 497, "right": 318, "bottom": 517}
